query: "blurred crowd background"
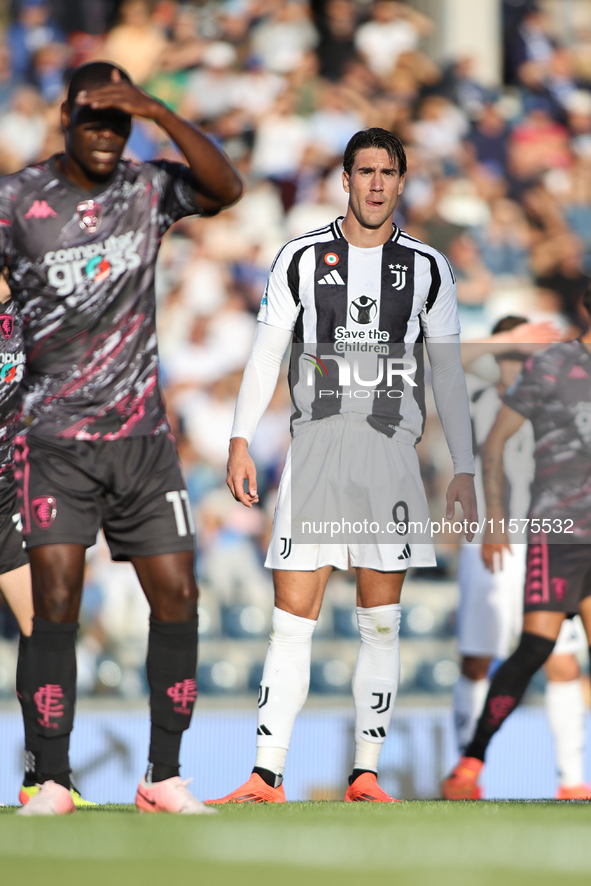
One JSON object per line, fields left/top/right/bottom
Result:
{"left": 0, "top": 0, "right": 589, "bottom": 702}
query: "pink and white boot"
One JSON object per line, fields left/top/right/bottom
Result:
{"left": 16, "top": 781, "right": 76, "bottom": 816}
{"left": 135, "top": 776, "right": 217, "bottom": 814}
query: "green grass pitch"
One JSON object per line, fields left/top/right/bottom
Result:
{"left": 2, "top": 801, "right": 591, "bottom": 886}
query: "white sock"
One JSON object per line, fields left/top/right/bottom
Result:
{"left": 453, "top": 674, "right": 490, "bottom": 755}
{"left": 254, "top": 607, "right": 316, "bottom": 780}
{"left": 352, "top": 604, "right": 401, "bottom": 772}
{"left": 545, "top": 678, "right": 586, "bottom": 787}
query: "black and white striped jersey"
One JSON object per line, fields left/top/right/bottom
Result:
{"left": 258, "top": 218, "right": 460, "bottom": 442}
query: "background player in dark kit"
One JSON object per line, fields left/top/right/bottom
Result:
{"left": 444, "top": 290, "right": 591, "bottom": 800}
{"left": 2, "top": 61, "right": 243, "bottom": 815}
{"left": 0, "top": 290, "right": 38, "bottom": 798}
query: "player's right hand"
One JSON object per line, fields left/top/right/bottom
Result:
{"left": 227, "top": 437, "right": 259, "bottom": 508}
{"left": 481, "top": 542, "right": 511, "bottom": 573}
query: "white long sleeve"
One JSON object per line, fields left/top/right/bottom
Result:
{"left": 230, "top": 321, "right": 293, "bottom": 445}
{"left": 425, "top": 335, "right": 475, "bottom": 475}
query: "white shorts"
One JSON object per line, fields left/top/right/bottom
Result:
{"left": 457, "top": 543, "right": 585, "bottom": 658}
{"left": 266, "top": 414, "right": 436, "bottom": 572}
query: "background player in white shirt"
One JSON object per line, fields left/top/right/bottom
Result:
{"left": 207, "top": 128, "right": 477, "bottom": 804}
{"left": 455, "top": 316, "right": 589, "bottom": 800}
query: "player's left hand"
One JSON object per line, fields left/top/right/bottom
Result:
{"left": 76, "top": 68, "right": 163, "bottom": 121}
{"left": 445, "top": 473, "right": 478, "bottom": 542}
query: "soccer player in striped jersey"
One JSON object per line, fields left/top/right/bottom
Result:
{"left": 208, "top": 128, "right": 477, "bottom": 804}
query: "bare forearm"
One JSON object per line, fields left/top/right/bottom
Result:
{"left": 153, "top": 104, "right": 243, "bottom": 210}
{"left": 482, "top": 439, "right": 505, "bottom": 514}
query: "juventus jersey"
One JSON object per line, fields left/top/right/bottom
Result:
{"left": 0, "top": 298, "right": 25, "bottom": 506}
{"left": 0, "top": 154, "right": 201, "bottom": 440}
{"left": 258, "top": 218, "right": 460, "bottom": 442}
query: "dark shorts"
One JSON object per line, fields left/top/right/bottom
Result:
{"left": 524, "top": 537, "right": 591, "bottom": 615}
{"left": 16, "top": 433, "right": 195, "bottom": 561}
{"left": 0, "top": 490, "right": 29, "bottom": 575}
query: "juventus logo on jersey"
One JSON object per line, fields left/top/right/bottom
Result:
{"left": 389, "top": 264, "right": 408, "bottom": 291}
{"left": 319, "top": 269, "right": 345, "bottom": 286}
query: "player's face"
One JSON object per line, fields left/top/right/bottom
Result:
{"left": 342, "top": 147, "right": 405, "bottom": 231}
{"left": 62, "top": 102, "right": 132, "bottom": 183}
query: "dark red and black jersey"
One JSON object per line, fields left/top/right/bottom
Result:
{"left": 0, "top": 298, "right": 25, "bottom": 506}
{"left": 0, "top": 154, "right": 201, "bottom": 440}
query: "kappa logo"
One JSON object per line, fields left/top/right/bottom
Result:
{"left": 319, "top": 269, "right": 345, "bottom": 286}
{"left": 32, "top": 495, "right": 57, "bottom": 530}
{"left": 25, "top": 200, "right": 57, "bottom": 220}
{"left": 166, "top": 678, "right": 197, "bottom": 714}
{"left": 34, "top": 683, "right": 64, "bottom": 728}
{"left": 551, "top": 577, "right": 567, "bottom": 601}
{"left": 389, "top": 263, "right": 407, "bottom": 290}
{"left": 0, "top": 314, "right": 13, "bottom": 339}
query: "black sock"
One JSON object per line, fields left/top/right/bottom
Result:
{"left": 253, "top": 767, "right": 283, "bottom": 788}
{"left": 349, "top": 768, "right": 377, "bottom": 785}
{"left": 27, "top": 617, "right": 77, "bottom": 781}
{"left": 16, "top": 633, "right": 40, "bottom": 785}
{"left": 147, "top": 616, "right": 198, "bottom": 778}
{"left": 465, "top": 632, "right": 555, "bottom": 762}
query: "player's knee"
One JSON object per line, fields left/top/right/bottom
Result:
{"left": 512, "top": 631, "right": 556, "bottom": 675}
{"left": 461, "top": 656, "right": 491, "bottom": 681}
{"left": 545, "top": 653, "right": 580, "bottom": 682}
{"left": 357, "top": 604, "right": 401, "bottom": 648}
{"left": 154, "top": 575, "right": 198, "bottom": 621}
{"left": 33, "top": 583, "right": 79, "bottom": 622}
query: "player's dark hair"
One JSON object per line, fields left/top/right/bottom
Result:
{"left": 343, "top": 128, "right": 407, "bottom": 177}
{"left": 491, "top": 316, "right": 527, "bottom": 335}
{"left": 492, "top": 316, "right": 529, "bottom": 363}
{"left": 66, "top": 62, "right": 132, "bottom": 108}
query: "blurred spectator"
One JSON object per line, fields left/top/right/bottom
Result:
{"left": 354, "top": 0, "right": 432, "bottom": 80}
{"left": 474, "top": 198, "right": 531, "bottom": 279}
{"left": 508, "top": 101, "right": 571, "bottom": 182}
{"left": 184, "top": 41, "right": 238, "bottom": 123}
{"left": 311, "top": 0, "right": 357, "bottom": 82}
{"left": 466, "top": 101, "right": 510, "bottom": 179}
{"left": 8, "top": 0, "right": 65, "bottom": 85}
{"left": 0, "top": 85, "right": 47, "bottom": 171}
{"left": 504, "top": 4, "right": 556, "bottom": 88}
{"left": 250, "top": 0, "right": 318, "bottom": 75}
{"left": 102, "top": 0, "right": 167, "bottom": 84}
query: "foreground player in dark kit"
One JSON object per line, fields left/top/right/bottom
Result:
{"left": 443, "top": 291, "right": 591, "bottom": 799}
{"left": 2, "top": 61, "right": 242, "bottom": 816}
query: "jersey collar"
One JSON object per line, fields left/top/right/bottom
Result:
{"left": 333, "top": 216, "right": 400, "bottom": 243}
{"left": 48, "top": 153, "right": 123, "bottom": 198}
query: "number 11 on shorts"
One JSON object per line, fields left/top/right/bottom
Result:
{"left": 166, "top": 490, "right": 196, "bottom": 537}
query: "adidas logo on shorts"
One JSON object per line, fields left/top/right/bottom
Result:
{"left": 397, "top": 543, "right": 411, "bottom": 560}
{"left": 319, "top": 270, "right": 345, "bottom": 285}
